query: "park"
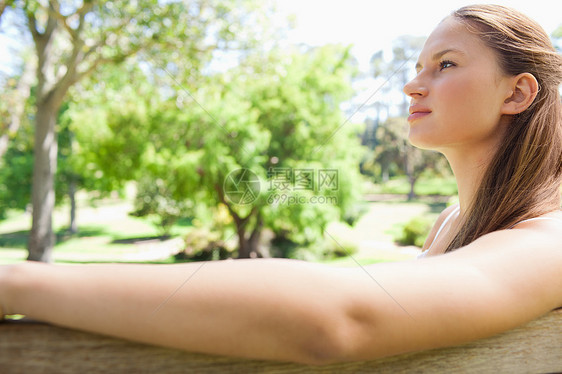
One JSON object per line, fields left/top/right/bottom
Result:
{"left": 0, "top": 1, "right": 561, "bottom": 372}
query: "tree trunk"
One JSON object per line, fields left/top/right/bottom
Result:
{"left": 248, "top": 213, "right": 263, "bottom": 257}
{"left": 237, "top": 232, "right": 251, "bottom": 259}
{"left": 68, "top": 177, "right": 78, "bottom": 234}
{"left": 381, "top": 163, "right": 389, "bottom": 183}
{"left": 237, "top": 229, "right": 263, "bottom": 259}
{"left": 0, "top": 2, "right": 8, "bottom": 23}
{"left": 404, "top": 143, "right": 416, "bottom": 201}
{"left": 28, "top": 98, "right": 59, "bottom": 262}
{"left": 408, "top": 176, "right": 416, "bottom": 201}
{"left": 236, "top": 214, "right": 263, "bottom": 259}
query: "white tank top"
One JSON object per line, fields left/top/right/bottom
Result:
{"left": 417, "top": 207, "right": 562, "bottom": 259}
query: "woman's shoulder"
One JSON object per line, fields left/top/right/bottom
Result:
{"left": 463, "top": 209, "right": 562, "bottom": 259}
{"left": 504, "top": 210, "right": 562, "bottom": 250}
{"left": 510, "top": 210, "right": 562, "bottom": 231}
{"left": 350, "top": 209, "right": 562, "bottom": 360}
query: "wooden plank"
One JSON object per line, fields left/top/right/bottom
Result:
{"left": 0, "top": 309, "right": 561, "bottom": 374}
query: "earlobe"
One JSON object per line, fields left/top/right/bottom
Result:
{"left": 501, "top": 73, "right": 539, "bottom": 115}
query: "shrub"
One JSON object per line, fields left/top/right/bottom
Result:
{"left": 130, "top": 178, "right": 193, "bottom": 236}
{"left": 175, "top": 227, "right": 236, "bottom": 261}
{"left": 274, "top": 235, "right": 358, "bottom": 262}
{"left": 397, "top": 216, "right": 433, "bottom": 247}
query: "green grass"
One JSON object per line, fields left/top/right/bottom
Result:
{"left": 320, "top": 255, "right": 399, "bottom": 267}
{"left": 0, "top": 194, "right": 441, "bottom": 265}
{"left": 0, "top": 198, "right": 194, "bottom": 264}
{"left": 370, "top": 176, "right": 458, "bottom": 196}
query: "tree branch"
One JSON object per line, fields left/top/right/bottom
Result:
{"left": 47, "top": 1, "right": 77, "bottom": 40}
{"left": 46, "top": 0, "right": 94, "bottom": 41}
{"left": 75, "top": 1, "right": 93, "bottom": 17}
{"left": 74, "top": 43, "right": 143, "bottom": 84}
{"left": 74, "top": 2, "right": 93, "bottom": 34}
{"left": 43, "top": 2, "right": 57, "bottom": 37}
{"left": 82, "top": 37, "right": 105, "bottom": 60}
{"left": 81, "top": 13, "right": 136, "bottom": 62}
{"left": 0, "top": 57, "right": 34, "bottom": 159}
{"left": 26, "top": 10, "right": 40, "bottom": 41}
{"left": 0, "top": 0, "right": 9, "bottom": 25}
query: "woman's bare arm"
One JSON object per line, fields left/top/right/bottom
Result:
{"left": 1, "top": 219, "right": 560, "bottom": 365}
{"left": 342, "top": 219, "right": 562, "bottom": 361}
{"left": 0, "top": 259, "right": 361, "bottom": 364}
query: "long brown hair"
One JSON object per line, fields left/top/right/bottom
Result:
{"left": 445, "top": 4, "right": 562, "bottom": 252}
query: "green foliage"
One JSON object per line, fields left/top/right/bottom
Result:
{"left": 130, "top": 177, "right": 195, "bottom": 236}
{"left": 3, "top": 0, "right": 364, "bottom": 257}
{"left": 175, "top": 226, "right": 236, "bottom": 261}
{"left": 0, "top": 146, "right": 33, "bottom": 219}
{"left": 2, "top": 0, "right": 271, "bottom": 260}
{"left": 270, "top": 235, "right": 358, "bottom": 262}
{"left": 552, "top": 24, "right": 562, "bottom": 52}
{"left": 342, "top": 202, "right": 370, "bottom": 226}
{"left": 371, "top": 176, "right": 458, "bottom": 196}
{"left": 121, "top": 44, "right": 364, "bottom": 256}
{"left": 236, "top": 46, "right": 364, "bottom": 246}
{"left": 76, "top": 44, "right": 366, "bottom": 257}
{"left": 396, "top": 216, "right": 433, "bottom": 247}
{"left": 365, "top": 117, "right": 451, "bottom": 199}
{"left": 0, "top": 70, "right": 34, "bottom": 218}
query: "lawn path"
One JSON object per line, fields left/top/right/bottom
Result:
{"left": 0, "top": 198, "right": 443, "bottom": 264}
{"left": 327, "top": 200, "right": 439, "bottom": 261}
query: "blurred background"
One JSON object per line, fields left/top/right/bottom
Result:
{"left": 0, "top": 0, "right": 559, "bottom": 265}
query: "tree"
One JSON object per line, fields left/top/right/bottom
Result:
{"left": 0, "top": 54, "right": 34, "bottom": 160}
{"left": 369, "top": 117, "right": 403, "bottom": 182}
{"left": 0, "top": 119, "right": 34, "bottom": 219}
{"left": 74, "top": 45, "right": 365, "bottom": 259}
{"left": 1, "top": 0, "right": 262, "bottom": 262}
{"left": 363, "top": 35, "right": 446, "bottom": 194}
{"left": 552, "top": 24, "right": 562, "bottom": 52}
{"left": 390, "top": 35, "right": 425, "bottom": 116}
{"left": 371, "top": 117, "right": 448, "bottom": 200}
{"left": 203, "top": 46, "right": 364, "bottom": 258}
{"left": 0, "top": 75, "right": 78, "bottom": 222}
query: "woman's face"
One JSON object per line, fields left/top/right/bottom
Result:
{"left": 403, "top": 17, "right": 513, "bottom": 151}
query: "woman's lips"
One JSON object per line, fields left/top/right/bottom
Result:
{"left": 408, "top": 105, "right": 432, "bottom": 122}
{"left": 407, "top": 111, "right": 431, "bottom": 122}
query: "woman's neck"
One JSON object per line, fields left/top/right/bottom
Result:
{"left": 441, "top": 142, "right": 498, "bottom": 216}
{"left": 439, "top": 118, "right": 510, "bottom": 216}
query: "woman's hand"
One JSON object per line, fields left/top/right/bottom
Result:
{"left": 0, "top": 263, "right": 21, "bottom": 319}
{"left": 0, "top": 265, "right": 8, "bottom": 319}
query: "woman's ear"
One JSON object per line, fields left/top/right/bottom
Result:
{"left": 501, "top": 73, "right": 539, "bottom": 115}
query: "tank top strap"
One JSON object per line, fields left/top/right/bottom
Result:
{"left": 509, "top": 216, "right": 562, "bottom": 229}
{"left": 418, "top": 205, "right": 460, "bottom": 258}
{"left": 418, "top": 210, "right": 561, "bottom": 259}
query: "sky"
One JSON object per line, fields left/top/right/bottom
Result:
{"left": 270, "top": 0, "right": 561, "bottom": 121}
{"left": 1, "top": 1, "right": 559, "bottom": 73}
{"left": 1, "top": 0, "right": 559, "bottom": 120}
{"left": 272, "top": 0, "right": 561, "bottom": 71}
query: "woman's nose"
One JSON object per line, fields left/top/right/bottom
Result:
{"left": 403, "top": 76, "right": 428, "bottom": 98}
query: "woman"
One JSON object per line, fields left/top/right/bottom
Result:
{"left": 1, "top": 5, "right": 561, "bottom": 365}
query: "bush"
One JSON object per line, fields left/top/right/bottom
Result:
{"left": 130, "top": 178, "right": 193, "bottom": 236}
{"left": 397, "top": 216, "right": 433, "bottom": 247}
{"left": 273, "top": 235, "right": 358, "bottom": 262}
{"left": 322, "top": 237, "right": 358, "bottom": 259}
{"left": 175, "top": 227, "right": 236, "bottom": 261}
{"left": 342, "top": 202, "right": 370, "bottom": 226}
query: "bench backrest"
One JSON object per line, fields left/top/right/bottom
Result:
{"left": 0, "top": 309, "right": 560, "bottom": 373}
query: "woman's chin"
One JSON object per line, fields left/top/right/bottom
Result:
{"left": 407, "top": 132, "right": 442, "bottom": 150}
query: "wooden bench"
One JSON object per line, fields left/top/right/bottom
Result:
{"left": 1, "top": 309, "right": 561, "bottom": 373}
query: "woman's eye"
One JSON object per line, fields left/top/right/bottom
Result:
{"left": 439, "top": 60, "right": 455, "bottom": 71}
